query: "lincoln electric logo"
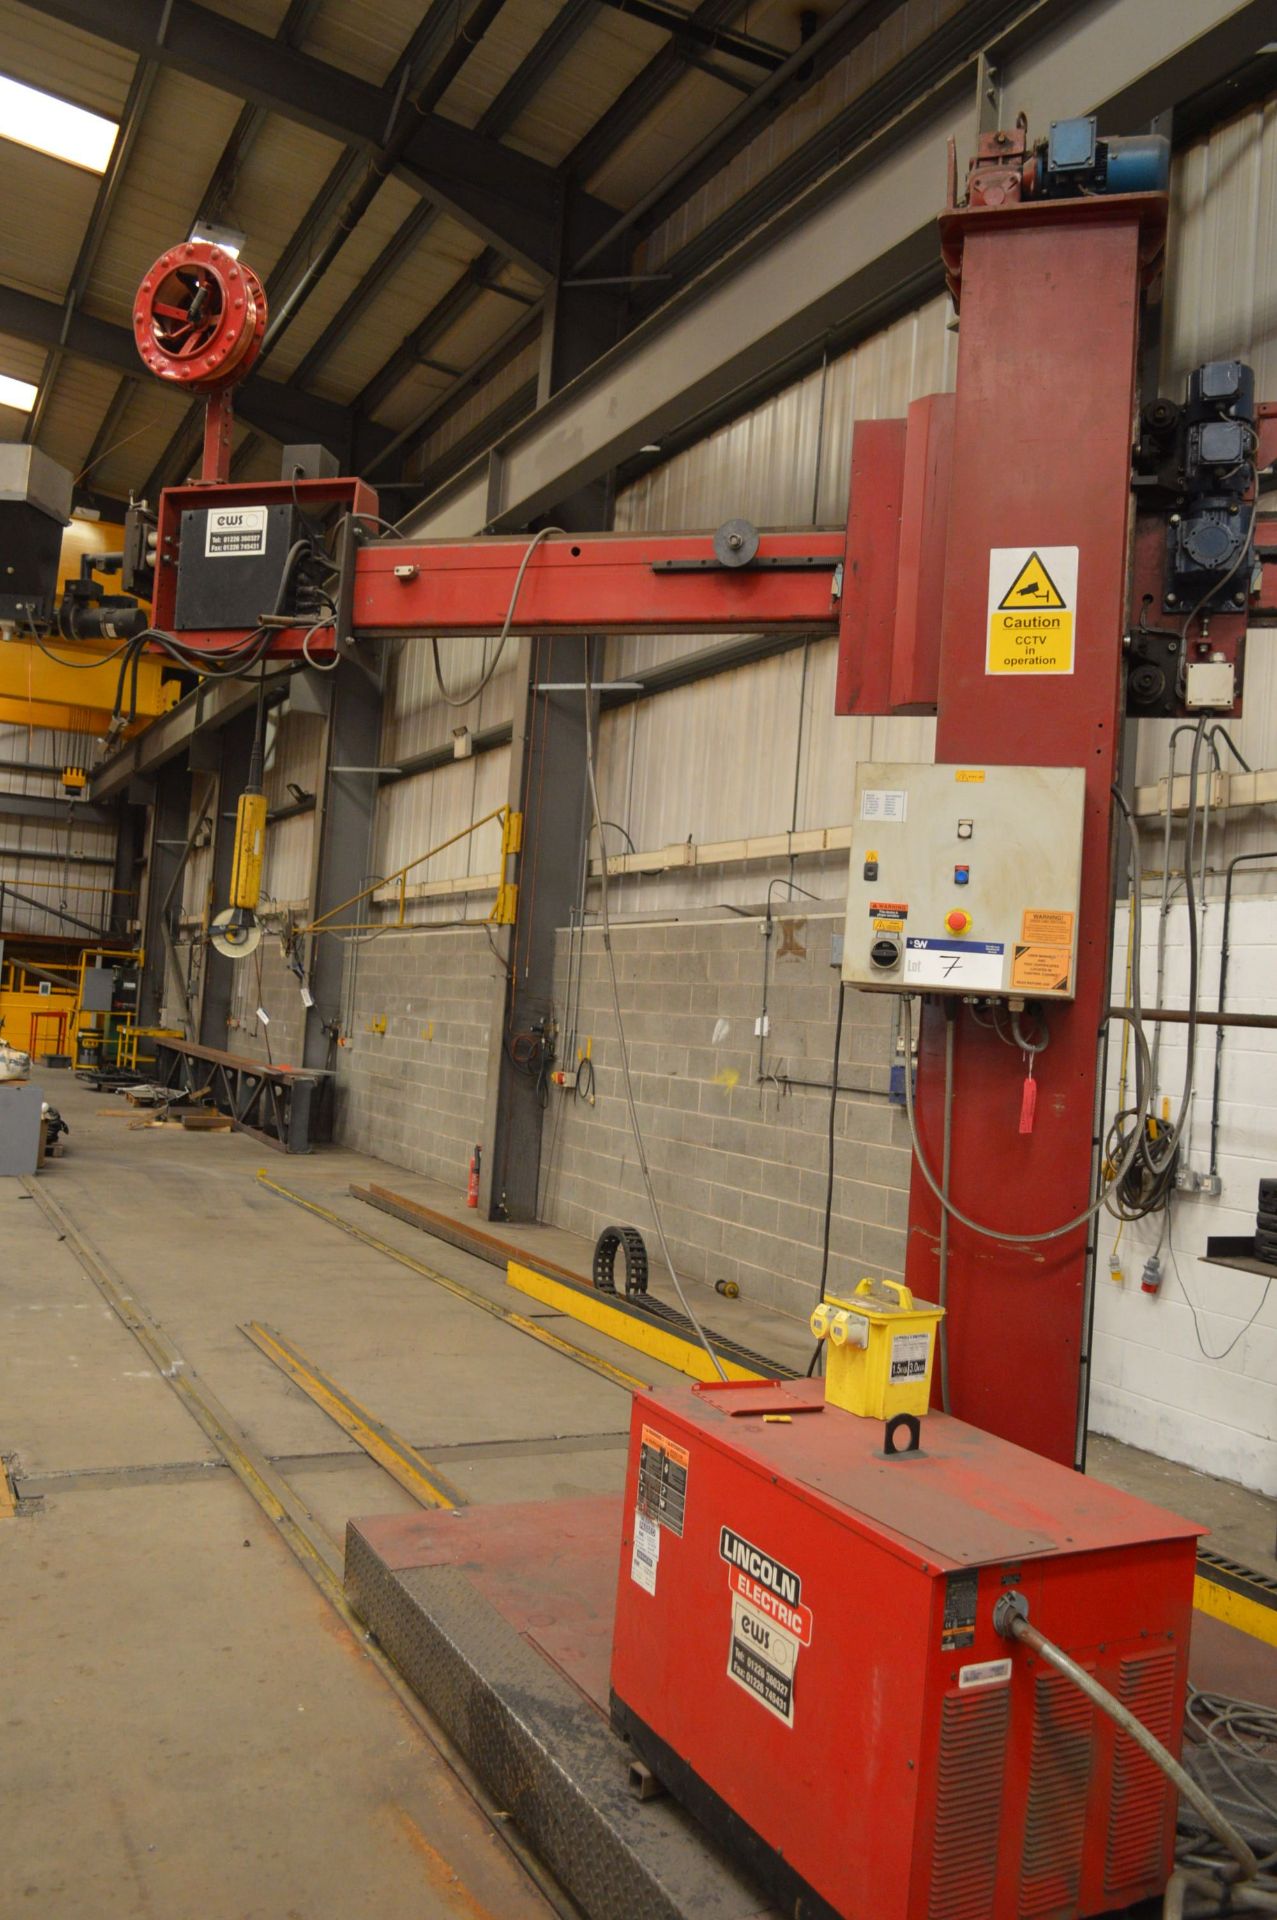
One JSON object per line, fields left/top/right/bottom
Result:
{"left": 720, "top": 1527, "right": 812, "bottom": 1644}
{"left": 719, "top": 1528, "right": 800, "bottom": 1604}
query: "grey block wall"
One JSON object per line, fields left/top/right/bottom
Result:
{"left": 333, "top": 926, "right": 500, "bottom": 1186}
{"left": 539, "top": 912, "right": 915, "bottom": 1320}
{"left": 224, "top": 939, "right": 308, "bottom": 1068}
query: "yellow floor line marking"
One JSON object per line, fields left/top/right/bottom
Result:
{"left": 1194, "top": 1573, "right": 1277, "bottom": 1649}
{"left": 0, "top": 1459, "right": 17, "bottom": 1519}
{"left": 242, "top": 1321, "right": 462, "bottom": 1510}
{"left": 507, "top": 1262, "right": 763, "bottom": 1385}
{"left": 255, "top": 1174, "right": 647, "bottom": 1395}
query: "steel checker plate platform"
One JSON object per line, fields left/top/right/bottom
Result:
{"left": 345, "top": 1499, "right": 776, "bottom": 1920}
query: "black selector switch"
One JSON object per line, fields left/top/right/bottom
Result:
{"left": 870, "top": 935, "right": 902, "bottom": 970}
{"left": 863, "top": 858, "right": 879, "bottom": 881}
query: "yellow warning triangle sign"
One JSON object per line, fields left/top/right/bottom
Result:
{"left": 998, "top": 551, "right": 1067, "bottom": 611}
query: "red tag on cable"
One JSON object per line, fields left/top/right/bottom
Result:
{"left": 1018, "top": 1070, "right": 1037, "bottom": 1135}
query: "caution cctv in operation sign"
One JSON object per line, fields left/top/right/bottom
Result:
{"left": 986, "top": 546, "right": 1079, "bottom": 676}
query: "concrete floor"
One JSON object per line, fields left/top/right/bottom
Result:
{"left": 2, "top": 1075, "right": 672, "bottom": 1919}
{"left": 2, "top": 1074, "right": 1273, "bottom": 1918}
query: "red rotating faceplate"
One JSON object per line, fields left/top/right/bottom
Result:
{"left": 133, "top": 241, "right": 267, "bottom": 390}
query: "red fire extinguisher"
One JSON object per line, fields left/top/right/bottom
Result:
{"left": 467, "top": 1144, "right": 481, "bottom": 1208}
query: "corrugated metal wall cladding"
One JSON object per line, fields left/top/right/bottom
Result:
{"left": 434, "top": 0, "right": 574, "bottom": 137}
{"left": 1133, "top": 93, "right": 1277, "bottom": 862}
{"left": 0, "top": 332, "right": 50, "bottom": 389}
{"left": 87, "top": 70, "right": 246, "bottom": 328}
{"left": 303, "top": 0, "right": 429, "bottom": 84}
{"left": 32, "top": 359, "right": 123, "bottom": 478}
{"left": 0, "top": 147, "right": 100, "bottom": 304}
{"left": 307, "top": 213, "right": 488, "bottom": 408}
{"left": 404, "top": 337, "right": 540, "bottom": 474}
{"left": 262, "top": 811, "right": 313, "bottom": 906}
{"left": 503, "top": 9, "right": 668, "bottom": 163}
{"left": 380, "top": 636, "right": 518, "bottom": 761}
{"left": 374, "top": 747, "right": 509, "bottom": 887}
{"left": 640, "top": 0, "right": 963, "bottom": 271}
{"left": 0, "top": 1, "right": 138, "bottom": 117}
{"left": 201, "top": 0, "right": 294, "bottom": 33}
{"left": 89, "top": 383, "right": 193, "bottom": 501}
{"left": 200, "top": 114, "right": 346, "bottom": 285}
{"left": 265, "top": 709, "right": 325, "bottom": 809}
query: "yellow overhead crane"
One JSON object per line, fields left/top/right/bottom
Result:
{"left": 0, "top": 518, "right": 180, "bottom": 738}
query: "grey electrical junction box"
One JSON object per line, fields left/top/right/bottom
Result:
{"left": 843, "top": 762, "right": 1086, "bottom": 1000}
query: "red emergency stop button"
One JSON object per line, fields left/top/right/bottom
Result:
{"left": 945, "top": 908, "right": 972, "bottom": 935}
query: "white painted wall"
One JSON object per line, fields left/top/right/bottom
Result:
{"left": 1092, "top": 894, "right": 1277, "bottom": 1496}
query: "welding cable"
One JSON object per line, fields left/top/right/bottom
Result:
{"left": 936, "top": 1000, "right": 956, "bottom": 1410}
{"left": 581, "top": 646, "right": 728, "bottom": 1382}
{"left": 1010, "top": 1005, "right": 1049, "bottom": 1055}
{"left": 21, "top": 609, "right": 135, "bottom": 672}
{"left": 806, "top": 979, "right": 848, "bottom": 1377}
{"left": 431, "top": 525, "right": 565, "bottom": 709}
{"left": 1186, "top": 1689, "right": 1277, "bottom": 1825}
{"left": 997, "top": 1603, "right": 1260, "bottom": 1883}
{"left": 901, "top": 996, "right": 1153, "bottom": 1245}
{"left": 1124, "top": 722, "right": 1206, "bottom": 1211}
{"left": 901, "top": 784, "right": 1158, "bottom": 1241}
{"left": 300, "top": 616, "right": 339, "bottom": 671}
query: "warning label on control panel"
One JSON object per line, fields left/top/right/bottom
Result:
{"left": 728, "top": 1595, "right": 799, "bottom": 1727}
{"left": 941, "top": 1569, "right": 978, "bottom": 1651}
{"left": 890, "top": 1332, "right": 930, "bottom": 1382}
{"left": 630, "top": 1507, "right": 660, "bottom": 1594}
{"left": 637, "top": 1425, "right": 689, "bottom": 1536}
{"left": 1021, "top": 909, "right": 1074, "bottom": 946}
{"left": 986, "top": 546, "right": 1078, "bottom": 675}
{"left": 1011, "top": 945, "right": 1073, "bottom": 994}
{"left": 205, "top": 505, "right": 268, "bottom": 557}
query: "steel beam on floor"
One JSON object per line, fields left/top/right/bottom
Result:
{"left": 404, "top": 0, "right": 1275, "bottom": 536}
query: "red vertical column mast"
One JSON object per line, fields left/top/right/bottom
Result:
{"left": 907, "top": 195, "right": 1167, "bottom": 1466}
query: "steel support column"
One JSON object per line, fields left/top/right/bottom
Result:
{"left": 904, "top": 198, "right": 1155, "bottom": 1469}
{"left": 199, "top": 709, "right": 256, "bottom": 1048}
{"left": 479, "top": 253, "right": 615, "bottom": 1220}
{"left": 301, "top": 659, "right": 384, "bottom": 1131}
{"left": 108, "top": 799, "right": 147, "bottom": 941}
{"left": 481, "top": 633, "right": 599, "bottom": 1220}
{"left": 138, "top": 758, "right": 194, "bottom": 1029}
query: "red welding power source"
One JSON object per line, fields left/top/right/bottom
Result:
{"left": 610, "top": 1377, "right": 1201, "bottom": 1920}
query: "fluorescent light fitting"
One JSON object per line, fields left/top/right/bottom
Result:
{"left": 0, "top": 73, "right": 117, "bottom": 173}
{"left": 0, "top": 372, "right": 38, "bottom": 412}
{"left": 189, "top": 218, "right": 245, "bottom": 259}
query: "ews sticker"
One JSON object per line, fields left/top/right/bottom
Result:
{"left": 720, "top": 1528, "right": 812, "bottom": 1728}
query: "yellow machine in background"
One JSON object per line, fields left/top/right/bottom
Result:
{"left": 0, "top": 517, "right": 180, "bottom": 737}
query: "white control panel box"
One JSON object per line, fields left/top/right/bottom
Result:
{"left": 842, "top": 762, "right": 1086, "bottom": 1000}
